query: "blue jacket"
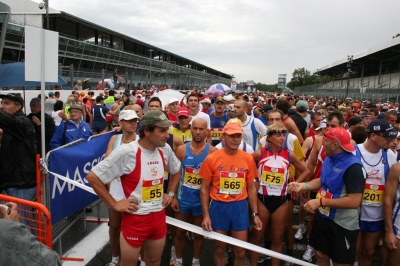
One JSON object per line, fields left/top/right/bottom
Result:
{"left": 50, "top": 119, "right": 92, "bottom": 149}
{"left": 320, "top": 151, "right": 362, "bottom": 221}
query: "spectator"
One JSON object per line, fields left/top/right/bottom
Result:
{"left": 0, "top": 202, "right": 61, "bottom": 265}
{"left": 50, "top": 104, "right": 92, "bottom": 149}
{"left": 73, "top": 80, "right": 82, "bottom": 90}
{"left": 52, "top": 100, "right": 68, "bottom": 127}
{"left": 82, "top": 78, "right": 91, "bottom": 90}
{"left": 27, "top": 98, "right": 55, "bottom": 155}
{"left": 92, "top": 96, "right": 122, "bottom": 134}
{"left": 44, "top": 91, "right": 56, "bottom": 116}
{"left": 0, "top": 93, "right": 36, "bottom": 202}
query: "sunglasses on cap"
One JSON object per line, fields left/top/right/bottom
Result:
{"left": 267, "top": 129, "right": 288, "bottom": 136}
{"left": 374, "top": 132, "right": 397, "bottom": 140}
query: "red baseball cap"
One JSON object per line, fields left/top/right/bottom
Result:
{"left": 325, "top": 128, "right": 355, "bottom": 152}
{"left": 177, "top": 108, "right": 190, "bottom": 117}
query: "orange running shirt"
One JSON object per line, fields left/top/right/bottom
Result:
{"left": 199, "top": 149, "right": 258, "bottom": 202}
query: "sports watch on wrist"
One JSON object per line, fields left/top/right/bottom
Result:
{"left": 251, "top": 212, "right": 259, "bottom": 217}
{"left": 168, "top": 191, "right": 175, "bottom": 198}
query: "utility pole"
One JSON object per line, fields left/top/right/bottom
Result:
{"left": 345, "top": 55, "right": 353, "bottom": 99}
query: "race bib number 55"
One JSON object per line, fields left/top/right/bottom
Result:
{"left": 219, "top": 171, "right": 245, "bottom": 195}
{"left": 141, "top": 177, "right": 163, "bottom": 205}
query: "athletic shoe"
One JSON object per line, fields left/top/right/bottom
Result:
{"left": 258, "top": 254, "right": 271, "bottom": 263}
{"left": 170, "top": 249, "right": 176, "bottom": 265}
{"left": 294, "top": 223, "right": 306, "bottom": 240}
{"left": 174, "top": 261, "right": 183, "bottom": 266}
{"left": 105, "top": 262, "right": 120, "bottom": 266}
{"left": 191, "top": 260, "right": 200, "bottom": 266}
{"left": 283, "top": 261, "right": 294, "bottom": 266}
{"left": 224, "top": 251, "right": 229, "bottom": 265}
{"left": 302, "top": 245, "right": 315, "bottom": 262}
{"left": 292, "top": 205, "right": 300, "bottom": 213}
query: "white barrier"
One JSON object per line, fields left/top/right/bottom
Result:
{"left": 41, "top": 160, "right": 315, "bottom": 266}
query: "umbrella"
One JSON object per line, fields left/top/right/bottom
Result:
{"left": 208, "top": 83, "right": 231, "bottom": 92}
{"left": 151, "top": 89, "right": 185, "bottom": 109}
{"left": 0, "top": 62, "right": 67, "bottom": 87}
{"left": 205, "top": 87, "right": 224, "bottom": 97}
{"left": 96, "top": 79, "right": 117, "bottom": 90}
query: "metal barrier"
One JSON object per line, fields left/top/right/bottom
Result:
{"left": 44, "top": 138, "right": 87, "bottom": 256}
{"left": 0, "top": 194, "right": 53, "bottom": 249}
{"left": 294, "top": 84, "right": 400, "bottom": 102}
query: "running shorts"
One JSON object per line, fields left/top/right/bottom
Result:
{"left": 209, "top": 199, "right": 249, "bottom": 231}
{"left": 359, "top": 220, "right": 384, "bottom": 233}
{"left": 310, "top": 214, "right": 358, "bottom": 264}
{"left": 121, "top": 210, "right": 167, "bottom": 248}
{"left": 258, "top": 194, "right": 288, "bottom": 214}
{"left": 178, "top": 199, "right": 202, "bottom": 216}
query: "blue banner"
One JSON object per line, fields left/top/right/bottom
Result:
{"left": 48, "top": 132, "right": 117, "bottom": 224}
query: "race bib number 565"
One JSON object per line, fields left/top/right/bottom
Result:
{"left": 219, "top": 171, "right": 245, "bottom": 195}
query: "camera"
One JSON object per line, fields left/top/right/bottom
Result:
{"left": 39, "top": 2, "right": 45, "bottom": 9}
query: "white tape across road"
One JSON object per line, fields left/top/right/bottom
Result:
{"left": 44, "top": 162, "right": 315, "bottom": 266}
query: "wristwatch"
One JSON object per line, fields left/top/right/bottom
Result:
{"left": 251, "top": 212, "right": 259, "bottom": 217}
{"left": 168, "top": 191, "right": 175, "bottom": 198}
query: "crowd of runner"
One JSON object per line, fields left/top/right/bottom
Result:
{"left": 3, "top": 86, "right": 400, "bottom": 266}
{"left": 81, "top": 88, "right": 400, "bottom": 266}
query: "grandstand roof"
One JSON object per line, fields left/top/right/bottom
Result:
{"left": 315, "top": 37, "right": 400, "bottom": 75}
{"left": 3, "top": 0, "right": 232, "bottom": 79}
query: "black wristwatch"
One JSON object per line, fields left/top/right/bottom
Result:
{"left": 251, "top": 212, "right": 259, "bottom": 218}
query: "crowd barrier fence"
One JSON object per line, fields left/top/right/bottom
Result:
{"left": 0, "top": 194, "right": 53, "bottom": 249}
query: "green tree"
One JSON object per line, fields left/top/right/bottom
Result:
{"left": 255, "top": 83, "right": 280, "bottom": 92}
{"left": 287, "top": 67, "right": 325, "bottom": 90}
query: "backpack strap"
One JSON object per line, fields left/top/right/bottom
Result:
{"left": 61, "top": 120, "right": 68, "bottom": 146}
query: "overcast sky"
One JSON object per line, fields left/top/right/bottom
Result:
{"left": 47, "top": 0, "right": 400, "bottom": 84}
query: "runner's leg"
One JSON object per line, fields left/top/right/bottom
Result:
{"left": 249, "top": 200, "right": 270, "bottom": 266}
{"left": 119, "top": 231, "right": 141, "bottom": 266}
{"left": 214, "top": 230, "right": 228, "bottom": 266}
{"left": 108, "top": 208, "right": 122, "bottom": 259}
{"left": 359, "top": 231, "right": 382, "bottom": 266}
{"left": 142, "top": 237, "right": 166, "bottom": 266}
{"left": 270, "top": 201, "right": 289, "bottom": 266}
{"left": 231, "top": 229, "right": 248, "bottom": 266}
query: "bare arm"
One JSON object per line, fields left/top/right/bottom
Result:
{"left": 247, "top": 181, "right": 262, "bottom": 230}
{"left": 290, "top": 151, "right": 309, "bottom": 183}
{"left": 306, "top": 138, "right": 322, "bottom": 180}
{"left": 105, "top": 135, "right": 118, "bottom": 158}
{"left": 87, "top": 171, "right": 138, "bottom": 213}
{"left": 173, "top": 136, "right": 184, "bottom": 152}
{"left": 284, "top": 117, "right": 304, "bottom": 145}
{"left": 200, "top": 179, "right": 212, "bottom": 231}
{"left": 58, "top": 111, "right": 68, "bottom": 121}
{"left": 302, "top": 137, "right": 312, "bottom": 156}
{"left": 108, "top": 102, "right": 124, "bottom": 115}
{"left": 384, "top": 163, "right": 400, "bottom": 249}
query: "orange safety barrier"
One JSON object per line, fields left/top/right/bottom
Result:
{"left": 0, "top": 194, "right": 53, "bottom": 249}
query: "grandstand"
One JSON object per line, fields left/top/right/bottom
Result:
{"left": 0, "top": 0, "right": 232, "bottom": 89}
{"left": 295, "top": 37, "right": 400, "bottom": 102}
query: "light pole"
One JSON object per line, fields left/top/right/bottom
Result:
{"left": 345, "top": 55, "right": 353, "bottom": 99}
{"left": 148, "top": 49, "right": 154, "bottom": 88}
